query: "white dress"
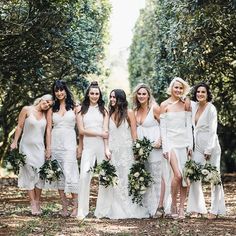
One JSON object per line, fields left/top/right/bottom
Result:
{"left": 187, "top": 102, "right": 226, "bottom": 215}
{"left": 160, "top": 111, "right": 193, "bottom": 213}
{"left": 95, "top": 118, "right": 149, "bottom": 219}
{"left": 77, "top": 105, "right": 106, "bottom": 219}
{"left": 136, "top": 106, "right": 163, "bottom": 217}
{"left": 18, "top": 109, "right": 46, "bottom": 190}
{"left": 50, "top": 109, "right": 79, "bottom": 194}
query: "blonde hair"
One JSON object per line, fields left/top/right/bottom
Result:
{"left": 166, "top": 77, "right": 190, "bottom": 97}
{"left": 33, "top": 94, "right": 53, "bottom": 105}
{"left": 132, "top": 83, "right": 155, "bottom": 110}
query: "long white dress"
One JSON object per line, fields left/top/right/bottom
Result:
{"left": 50, "top": 109, "right": 79, "bottom": 194}
{"left": 160, "top": 111, "right": 193, "bottom": 213}
{"left": 18, "top": 109, "right": 46, "bottom": 190}
{"left": 187, "top": 102, "right": 226, "bottom": 215}
{"left": 95, "top": 118, "right": 149, "bottom": 219}
{"left": 136, "top": 106, "right": 163, "bottom": 217}
{"left": 77, "top": 105, "right": 106, "bottom": 219}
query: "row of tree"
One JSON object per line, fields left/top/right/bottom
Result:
{"left": 128, "top": 0, "right": 236, "bottom": 172}
{"left": 0, "top": 0, "right": 111, "bottom": 160}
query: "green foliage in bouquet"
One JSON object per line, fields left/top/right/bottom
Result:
{"left": 128, "top": 162, "right": 153, "bottom": 206}
{"left": 4, "top": 149, "right": 26, "bottom": 175}
{"left": 133, "top": 137, "right": 153, "bottom": 163}
{"left": 91, "top": 160, "right": 118, "bottom": 188}
{"left": 201, "top": 162, "right": 221, "bottom": 185}
{"left": 39, "top": 160, "right": 63, "bottom": 184}
{"left": 183, "top": 159, "right": 202, "bottom": 182}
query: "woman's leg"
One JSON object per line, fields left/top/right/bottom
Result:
{"left": 70, "top": 193, "right": 78, "bottom": 217}
{"left": 58, "top": 189, "right": 69, "bottom": 217}
{"left": 34, "top": 187, "right": 42, "bottom": 213}
{"left": 28, "top": 189, "right": 40, "bottom": 215}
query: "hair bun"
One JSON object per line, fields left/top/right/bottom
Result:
{"left": 90, "top": 81, "right": 98, "bottom": 86}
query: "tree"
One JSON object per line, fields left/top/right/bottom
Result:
{"left": 0, "top": 0, "right": 111, "bottom": 160}
{"left": 128, "top": 0, "right": 236, "bottom": 171}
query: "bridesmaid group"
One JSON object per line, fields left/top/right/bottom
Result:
{"left": 11, "top": 77, "right": 226, "bottom": 219}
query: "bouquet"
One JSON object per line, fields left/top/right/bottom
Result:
{"left": 39, "top": 160, "right": 63, "bottom": 184}
{"left": 201, "top": 163, "right": 221, "bottom": 185}
{"left": 128, "top": 162, "right": 153, "bottom": 206}
{"left": 133, "top": 137, "right": 153, "bottom": 163}
{"left": 183, "top": 159, "right": 202, "bottom": 183}
{"left": 4, "top": 149, "right": 26, "bottom": 175}
{"left": 91, "top": 160, "right": 118, "bottom": 188}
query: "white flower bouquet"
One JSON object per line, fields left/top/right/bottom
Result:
{"left": 183, "top": 159, "right": 202, "bottom": 183}
{"left": 39, "top": 160, "right": 63, "bottom": 184}
{"left": 4, "top": 149, "right": 26, "bottom": 175}
{"left": 91, "top": 160, "right": 118, "bottom": 188}
{"left": 133, "top": 137, "right": 153, "bottom": 163}
{"left": 201, "top": 163, "right": 221, "bottom": 185}
{"left": 128, "top": 162, "right": 153, "bottom": 206}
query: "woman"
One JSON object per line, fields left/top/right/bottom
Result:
{"left": 11, "top": 94, "right": 53, "bottom": 215}
{"left": 187, "top": 82, "right": 226, "bottom": 219}
{"left": 95, "top": 89, "right": 148, "bottom": 219}
{"left": 133, "top": 83, "right": 164, "bottom": 217}
{"left": 160, "top": 77, "right": 193, "bottom": 219}
{"left": 46, "top": 80, "right": 80, "bottom": 217}
{"left": 77, "top": 81, "right": 109, "bottom": 219}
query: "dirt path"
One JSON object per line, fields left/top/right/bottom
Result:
{"left": 0, "top": 177, "right": 236, "bottom": 236}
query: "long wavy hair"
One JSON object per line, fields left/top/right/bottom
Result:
{"left": 52, "top": 80, "right": 75, "bottom": 112}
{"left": 132, "top": 83, "right": 154, "bottom": 110}
{"left": 109, "top": 89, "right": 128, "bottom": 127}
{"left": 80, "top": 81, "right": 106, "bottom": 116}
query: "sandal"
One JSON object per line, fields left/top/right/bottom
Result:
{"left": 70, "top": 198, "right": 78, "bottom": 218}
{"left": 154, "top": 207, "right": 165, "bottom": 218}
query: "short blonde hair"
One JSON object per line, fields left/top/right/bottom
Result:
{"left": 166, "top": 77, "right": 190, "bottom": 97}
{"left": 33, "top": 94, "right": 53, "bottom": 105}
{"left": 132, "top": 83, "right": 154, "bottom": 110}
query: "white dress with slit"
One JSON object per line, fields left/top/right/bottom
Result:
{"left": 187, "top": 102, "right": 226, "bottom": 215}
{"left": 160, "top": 111, "right": 193, "bottom": 213}
{"left": 136, "top": 106, "right": 163, "bottom": 217}
{"left": 18, "top": 109, "right": 46, "bottom": 190}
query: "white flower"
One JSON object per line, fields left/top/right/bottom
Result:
{"left": 140, "top": 186, "right": 146, "bottom": 191}
{"left": 100, "top": 170, "right": 105, "bottom": 176}
{"left": 140, "top": 190, "right": 146, "bottom": 195}
{"left": 6, "top": 162, "right": 13, "bottom": 169}
{"left": 201, "top": 169, "right": 209, "bottom": 175}
{"left": 138, "top": 148, "right": 144, "bottom": 156}
{"left": 134, "top": 184, "right": 139, "bottom": 190}
{"left": 187, "top": 169, "right": 193, "bottom": 174}
{"left": 136, "top": 143, "right": 141, "bottom": 148}
{"left": 139, "top": 177, "right": 144, "bottom": 181}
{"left": 134, "top": 172, "right": 140, "bottom": 177}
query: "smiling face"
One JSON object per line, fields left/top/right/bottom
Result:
{"left": 109, "top": 91, "right": 117, "bottom": 107}
{"left": 40, "top": 99, "right": 53, "bottom": 111}
{"left": 88, "top": 87, "right": 100, "bottom": 105}
{"left": 171, "top": 81, "right": 184, "bottom": 98}
{"left": 54, "top": 88, "right": 66, "bottom": 101}
{"left": 137, "top": 88, "right": 149, "bottom": 106}
{"left": 196, "top": 86, "right": 208, "bottom": 103}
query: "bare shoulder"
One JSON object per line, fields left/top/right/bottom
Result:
{"left": 74, "top": 105, "right": 81, "bottom": 114}
{"left": 160, "top": 100, "right": 169, "bottom": 113}
{"left": 184, "top": 97, "right": 191, "bottom": 111}
{"left": 128, "top": 109, "right": 135, "bottom": 117}
{"left": 153, "top": 103, "right": 160, "bottom": 113}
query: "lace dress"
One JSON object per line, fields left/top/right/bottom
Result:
{"left": 18, "top": 110, "right": 46, "bottom": 190}
{"left": 95, "top": 118, "right": 148, "bottom": 219}
{"left": 137, "top": 106, "right": 163, "bottom": 216}
{"left": 187, "top": 102, "right": 226, "bottom": 215}
{"left": 49, "top": 109, "right": 79, "bottom": 194}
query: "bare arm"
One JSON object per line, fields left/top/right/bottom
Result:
{"left": 153, "top": 104, "right": 162, "bottom": 149}
{"left": 103, "top": 111, "right": 111, "bottom": 159}
{"left": 45, "top": 108, "right": 53, "bottom": 159}
{"left": 10, "top": 106, "right": 28, "bottom": 150}
{"left": 128, "top": 109, "right": 137, "bottom": 141}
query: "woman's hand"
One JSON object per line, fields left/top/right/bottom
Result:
{"left": 45, "top": 149, "right": 51, "bottom": 160}
{"left": 10, "top": 142, "right": 17, "bottom": 150}
{"left": 105, "top": 149, "right": 112, "bottom": 160}
{"left": 187, "top": 147, "right": 192, "bottom": 158}
{"left": 152, "top": 138, "right": 162, "bottom": 149}
{"left": 163, "top": 152, "right": 169, "bottom": 160}
{"left": 101, "top": 131, "right": 109, "bottom": 139}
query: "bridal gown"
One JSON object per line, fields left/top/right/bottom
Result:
{"left": 160, "top": 111, "right": 193, "bottom": 213}
{"left": 187, "top": 102, "right": 226, "bottom": 215}
{"left": 136, "top": 106, "right": 163, "bottom": 217}
{"left": 18, "top": 108, "right": 46, "bottom": 190}
{"left": 95, "top": 118, "right": 148, "bottom": 219}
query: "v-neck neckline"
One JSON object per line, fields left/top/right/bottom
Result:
{"left": 194, "top": 102, "right": 209, "bottom": 126}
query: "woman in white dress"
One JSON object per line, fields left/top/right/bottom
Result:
{"left": 187, "top": 82, "right": 226, "bottom": 219}
{"left": 160, "top": 77, "right": 193, "bottom": 219}
{"left": 46, "top": 80, "right": 80, "bottom": 217}
{"left": 95, "top": 89, "right": 148, "bottom": 219}
{"left": 132, "top": 83, "right": 164, "bottom": 217}
{"left": 11, "top": 94, "right": 53, "bottom": 215}
{"left": 77, "top": 81, "right": 110, "bottom": 219}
